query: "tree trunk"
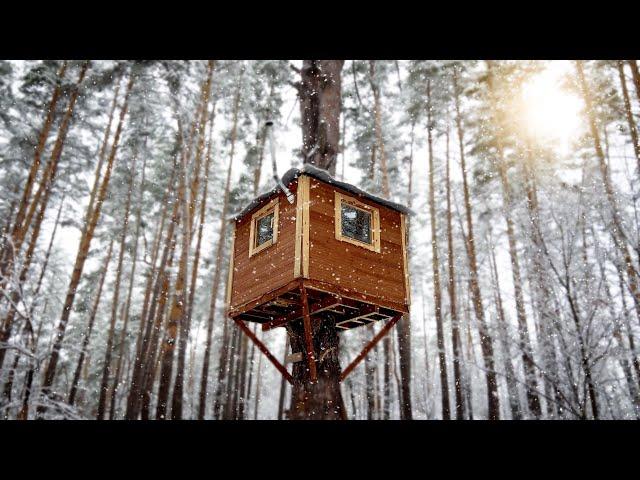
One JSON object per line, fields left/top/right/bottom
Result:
{"left": 199, "top": 73, "right": 242, "bottom": 419}
{"left": 0, "top": 63, "right": 88, "bottom": 371}
{"left": 97, "top": 151, "right": 137, "bottom": 420}
{"left": 68, "top": 238, "right": 114, "bottom": 406}
{"left": 37, "top": 74, "right": 134, "bottom": 417}
{"left": 616, "top": 61, "right": 640, "bottom": 172}
{"left": 444, "top": 126, "right": 466, "bottom": 420}
{"left": 296, "top": 60, "right": 344, "bottom": 175}
{"left": 426, "top": 79, "right": 451, "bottom": 420}
{"left": 575, "top": 61, "right": 640, "bottom": 319}
{"left": 171, "top": 61, "right": 215, "bottom": 419}
{"left": 0, "top": 61, "right": 67, "bottom": 284}
{"left": 124, "top": 151, "right": 178, "bottom": 419}
{"left": 287, "top": 311, "right": 345, "bottom": 420}
{"left": 627, "top": 60, "right": 640, "bottom": 105}
{"left": 276, "top": 335, "right": 289, "bottom": 420}
{"left": 452, "top": 66, "right": 500, "bottom": 419}
{"left": 485, "top": 60, "right": 542, "bottom": 418}
{"left": 108, "top": 150, "right": 147, "bottom": 419}
{"left": 488, "top": 232, "right": 522, "bottom": 419}
{"left": 289, "top": 60, "right": 347, "bottom": 419}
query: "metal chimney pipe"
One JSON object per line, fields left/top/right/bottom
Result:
{"left": 265, "top": 121, "right": 294, "bottom": 204}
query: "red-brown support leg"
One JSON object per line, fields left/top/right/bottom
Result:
{"left": 234, "top": 318, "right": 293, "bottom": 385}
{"left": 340, "top": 314, "right": 402, "bottom": 382}
{"left": 300, "top": 285, "right": 318, "bottom": 383}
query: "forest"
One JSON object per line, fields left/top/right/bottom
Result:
{"left": 0, "top": 59, "right": 639, "bottom": 420}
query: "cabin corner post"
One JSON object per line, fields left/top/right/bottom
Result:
{"left": 401, "top": 213, "right": 411, "bottom": 305}
{"left": 302, "top": 176, "right": 310, "bottom": 277}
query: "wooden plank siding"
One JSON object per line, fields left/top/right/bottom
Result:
{"left": 306, "top": 178, "right": 407, "bottom": 307}
{"left": 229, "top": 182, "right": 298, "bottom": 309}
{"left": 228, "top": 174, "right": 409, "bottom": 316}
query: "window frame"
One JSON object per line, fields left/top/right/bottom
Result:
{"left": 334, "top": 191, "right": 381, "bottom": 253}
{"left": 249, "top": 197, "right": 279, "bottom": 257}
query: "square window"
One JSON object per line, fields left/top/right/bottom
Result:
{"left": 341, "top": 204, "right": 372, "bottom": 244}
{"left": 334, "top": 192, "right": 380, "bottom": 253}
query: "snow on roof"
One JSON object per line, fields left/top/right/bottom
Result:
{"left": 232, "top": 163, "right": 414, "bottom": 221}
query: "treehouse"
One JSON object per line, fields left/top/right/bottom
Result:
{"left": 226, "top": 164, "right": 413, "bottom": 384}
{"left": 227, "top": 164, "right": 412, "bottom": 332}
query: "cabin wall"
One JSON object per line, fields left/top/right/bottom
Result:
{"left": 306, "top": 178, "right": 407, "bottom": 307}
{"left": 229, "top": 183, "right": 298, "bottom": 309}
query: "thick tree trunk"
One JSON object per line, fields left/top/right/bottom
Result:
{"left": 296, "top": 60, "right": 344, "bottom": 175}
{"left": 289, "top": 60, "right": 347, "bottom": 420}
{"left": 287, "top": 313, "right": 345, "bottom": 420}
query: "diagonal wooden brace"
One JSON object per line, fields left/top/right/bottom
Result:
{"left": 234, "top": 318, "right": 293, "bottom": 385}
{"left": 339, "top": 314, "right": 403, "bottom": 382}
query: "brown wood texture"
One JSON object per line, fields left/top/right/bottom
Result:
{"left": 229, "top": 175, "right": 409, "bottom": 318}
{"left": 229, "top": 183, "right": 298, "bottom": 309}
{"left": 307, "top": 179, "right": 407, "bottom": 307}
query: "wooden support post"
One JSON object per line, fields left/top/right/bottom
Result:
{"left": 300, "top": 285, "right": 318, "bottom": 383}
{"left": 234, "top": 318, "right": 293, "bottom": 385}
{"left": 339, "top": 314, "right": 402, "bottom": 382}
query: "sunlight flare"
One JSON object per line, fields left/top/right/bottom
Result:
{"left": 519, "top": 63, "right": 584, "bottom": 152}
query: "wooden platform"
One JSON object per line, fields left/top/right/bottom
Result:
{"left": 228, "top": 279, "right": 406, "bottom": 332}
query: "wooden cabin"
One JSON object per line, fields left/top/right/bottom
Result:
{"left": 226, "top": 164, "right": 412, "bottom": 332}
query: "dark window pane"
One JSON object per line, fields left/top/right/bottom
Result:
{"left": 256, "top": 212, "right": 274, "bottom": 247}
{"left": 341, "top": 204, "right": 372, "bottom": 244}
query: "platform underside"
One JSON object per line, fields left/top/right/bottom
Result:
{"left": 229, "top": 279, "right": 407, "bottom": 332}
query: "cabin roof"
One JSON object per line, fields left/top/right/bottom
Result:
{"left": 232, "top": 164, "right": 414, "bottom": 221}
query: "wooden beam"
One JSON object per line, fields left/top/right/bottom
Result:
{"left": 262, "top": 293, "right": 343, "bottom": 331}
{"left": 229, "top": 279, "right": 302, "bottom": 318}
{"left": 300, "top": 285, "right": 318, "bottom": 383}
{"left": 339, "top": 314, "right": 402, "bottom": 382}
{"left": 234, "top": 318, "right": 293, "bottom": 385}
{"left": 303, "top": 279, "right": 409, "bottom": 314}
